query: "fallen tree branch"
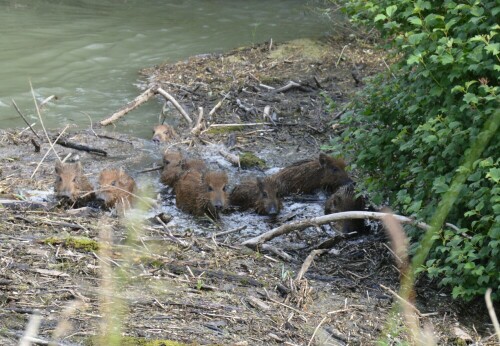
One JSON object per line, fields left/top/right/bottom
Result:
{"left": 100, "top": 87, "right": 156, "bottom": 126}
{"left": 54, "top": 137, "right": 107, "bottom": 156}
{"left": 156, "top": 87, "right": 192, "bottom": 124}
{"left": 242, "top": 211, "right": 431, "bottom": 248}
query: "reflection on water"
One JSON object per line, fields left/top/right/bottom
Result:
{"left": 0, "top": 0, "right": 331, "bottom": 137}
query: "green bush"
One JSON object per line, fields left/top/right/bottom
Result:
{"left": 325, "top": 0, "right": 499, "bottom": 300}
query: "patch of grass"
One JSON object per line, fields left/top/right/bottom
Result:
{"left": 42, "top": 236, "right": 99, "bottom": 252}
{"left": 86, "top": 336, "right": 193, "bottom": 346}
{"left": 240, "top": 152, "right": 266, "bottom": 169}
{"left": 205, "top": 125, "right": 244, "bottom": 135}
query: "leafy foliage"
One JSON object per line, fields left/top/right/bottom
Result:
{"left": 326, "top": 0, "right": 499, "bottom": 300}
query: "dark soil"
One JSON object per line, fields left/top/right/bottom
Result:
{"left": 0, "top": 36, "right": 496, "bottom": 345}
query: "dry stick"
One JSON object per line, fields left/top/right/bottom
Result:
{"left": 191, "top": 107, "right": 205, "bottom": 136}
{"left": 156, "top": 87, "right": 192, "bottom": 124}
{"left": 30, "top": 80, "right": 60, "bottom": 161}
{"left": 335, "top": 44, "right": 349, "bottom": 68}
{"left": 307, "top": 316, "right": 328, "bottom": 346}
{"left": 19, "top": 311, "right": 42, "bottom": 346}
{"left": 485, "top": 288, "right": 500, "bottom": 342}
{"left": 31, "top": 125, "right": 69, "bottom": 179}
{"left": 242, "top": 211, "right": 431, "bottom": 248}
{"left": 219, "top": 149, "right": 240, "bottom": 167}
{"left": 155, "top": 216, "right": 190, "bottom": 248}
{"left": 379, "top": 284, "right": 422, "bottom": 317}
{"left": 208, "top": 92, "right": 229, "bottom": 117}
{"left": 295, "top": 249, "right": 329, "bottom": 282}
{"left": 201, "top": 122, "right": 273, "bottom": 135}
{"left": 11, "top": 99, "right": 41, "bottom": 140}
{"left": 273, "top": 81, "right": 301, "bottom": 93}
{"left": 39, "top": 94, "right": 56, "bottom": 109}
{"left": 214, "top": 225, "right": 247, "bottom": 238}
{"left": 100, "top": 86, "right": 156, "bottom": 126}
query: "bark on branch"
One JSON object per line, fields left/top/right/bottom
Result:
{"left": 242, "top": 211, "right": 430, "bottom": 249}
{"left": 99, "top": 86, "right": 193, "bottom": 126}
{"left": 100, "top": 87, "right": 156, "bottom": 126}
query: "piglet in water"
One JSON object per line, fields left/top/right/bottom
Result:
{"left": 175, "top": 170, "right": 228, "bottom": 219}
{"left": 230, "top": 177, "right": 282, "bottom": 216}
{"left": 152, "top": 124, "right": 179, "bottom": 144}
{"left": 97, "top": 168, "right": 137, "bottom": 211}
{"left": 54, "top": 161, "right": 94, "bottom": 206}
{"left": 160, "top": 150, "right": 206, "bottom": 189}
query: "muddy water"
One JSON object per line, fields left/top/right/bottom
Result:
{"left": 0, "top": 0, "right": 332, "bottom": 137}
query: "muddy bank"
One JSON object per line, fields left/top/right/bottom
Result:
{"left": 0, "top": 36, "right": 496, "bottom": 345}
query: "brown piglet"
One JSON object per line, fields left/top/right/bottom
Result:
{"left": 160, "top": 150, "right": 206, "bottom": 188}
{"left": 230, "top": 177, "right": 282, "bottom": 216}
{"left": 97, "top": 168, "right": 137, "bottom": 211}
{"left": 324, "top": 183, "right": 371, "bottom": 234}
{"left": 271, "top": 153, "right": 352, "bottom": 196}
{"left": 175, "top": 170, "right": 228, "bottom": 219}
{"left": 152, "top": 124, "right": 179, "bottom": 144}
{"left": 54, "top": 161, "right": 94, "bottom": 205}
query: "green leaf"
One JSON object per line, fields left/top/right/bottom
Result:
{"left": 408, "top": 16, "right": 422, "bottom": 26}
{"left": 408, "top": 33, "right": 427, "bottom": 45}
{"left": 407, "top": 54, "right": 421, "bottom": 65}
{"left": 374, "top": 13, "right": 387, "bottom": 22}
{"left": 485, "top": 43, "right": 500, "bottom": 56}
{"left": 486, "top": 168, "right": 500, "bottom": 183}
{"left": 440, "top": 54, "right": 454, "bottom": 65}
{"left": 386, "top": 5, "right": 397, "bottom": 17}
{"left": 463, "top": 93, "right": 478, "bottom": 104}
{"left": 470, "top": 6, "right": 484, "bottom": 17}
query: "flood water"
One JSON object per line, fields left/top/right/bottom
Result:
{"left": 0, "top": 0, "right": 332, "bottom": 138}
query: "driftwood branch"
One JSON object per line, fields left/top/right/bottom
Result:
{"left": 12, "top": 99, "right": 41, "bottom": 140}
{"left": 242, "top": 211, "right": 431, "bottom": 248}
{"left": 100, "top": 87, "right": 156, "bottom": 126}
{"left": 156, "top": 87, "right": 192, "bottom": 124}
{"left": 54, "top": 137, "right": 108, "bottom": 156}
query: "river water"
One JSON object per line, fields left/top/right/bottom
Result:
{"left": 0, "top": 0, "right": 332, "bottom": 138}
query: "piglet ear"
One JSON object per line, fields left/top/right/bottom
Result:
{"left": 319, "top": 153, "right": 328, "bottom": 167}
{"left": 55, "top": 161, "right": 63, "bottom": 174}
{"left": 75, "top": 161, "right": 83, "bottom": 172}
{"left": 256, "top": 177, "right": 264, "bottom": 191}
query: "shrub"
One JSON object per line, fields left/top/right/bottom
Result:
{"left": 325, "top": 0, "right": 499, "bottom": 300}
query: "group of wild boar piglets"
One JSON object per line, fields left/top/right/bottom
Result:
{"left": 53, "top": 124, "right": 367, "bottom": 233}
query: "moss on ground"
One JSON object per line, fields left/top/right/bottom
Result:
{"left": 42, "top": 236, "right": 99, "bottom": 252}
{"left": 240, "top": 152, "right": 266, "bottom": 169}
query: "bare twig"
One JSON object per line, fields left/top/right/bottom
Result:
{"left": 156, "top": 87, "right": 193, "bottom": 124}
{"left": 191, "top": 107, "right": 205, "bottom": 136}
{"left": 100, "top": 87, "right": 156, "bottom": 126}
{"left": 273, "top": 81, "right": 301, "bottom": 93}
{"left": 485, "top": 288, "right": 500, "bottom": 342}
{"left": 11, "top": 99, "right": 41, "bottom": 140}
{"left": 31, "top": 125, "right": 69, "bottom": 179}
{"left": 30, "top": 80, "right": 60, "bottom": 161}
{"left": 307, "top": 316, "right": 328, "bottom": 346}
{"left": 208, "top": 92, "right": 229, "bottom": 117}
{"left": 335, "top": 44, "right": 349, "bottom": 67}
{"left": 295, "top": 249, "right": 329, "bottom": 282}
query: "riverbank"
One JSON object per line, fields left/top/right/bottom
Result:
{"left": 0, "top": 36, "right": 494, "bottom": 345}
